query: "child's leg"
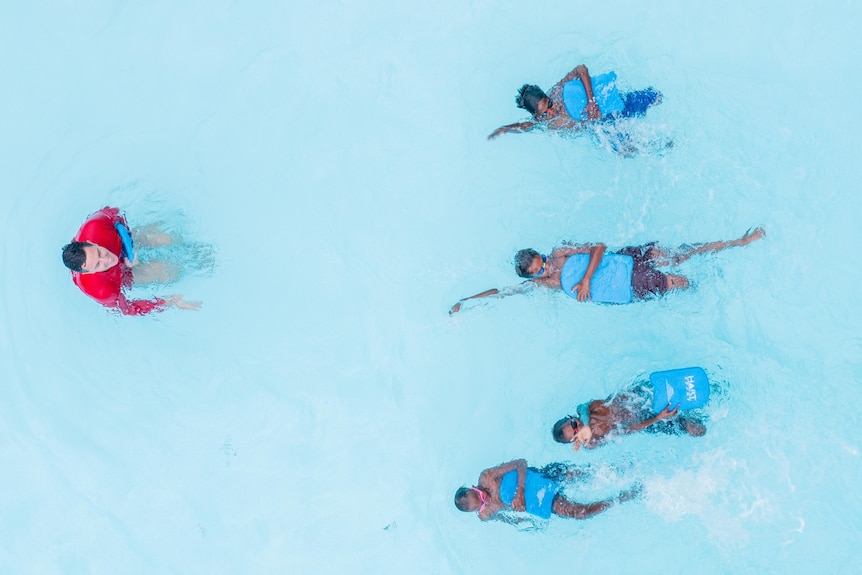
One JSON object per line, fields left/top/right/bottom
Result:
{"left": 131, "top": 260, "right": 179, "bottom": 285}
{"left": 132, "top": 222, "right": 177, "bottom": 248}
{"left": 664, "top": 273, "right": 689, "bottom": 292}
{"left": 670, "top": 227, "right": 765, "bottom": 266}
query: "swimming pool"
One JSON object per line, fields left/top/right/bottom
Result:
{"left": 1, "top": 1, "right": 861, "bottom": 573}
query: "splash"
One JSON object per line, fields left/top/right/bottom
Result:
{"left": 588, "top": 118, "right": 675, "bottom": 158}
{"left": 643, "top": 448, "right": 776, "bottom": 549}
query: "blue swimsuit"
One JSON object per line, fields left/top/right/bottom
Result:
{"left": 499, "top": 469, "right": 561, "bottom": 519}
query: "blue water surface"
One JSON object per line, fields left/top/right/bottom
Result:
{"left": 1, "top": 1, "right": 861, "bottom": 574}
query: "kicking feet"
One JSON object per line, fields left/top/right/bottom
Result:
{"left": 665, "top": 273, "right": 690, "bottom": 292}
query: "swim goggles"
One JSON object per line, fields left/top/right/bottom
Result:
{"left": 527, "top": 255, "right": 547, "bottom": 279}
{"left": 537, "top": 99, "right": 554, "bottom": 121}
{"left": 568, "top": 415, "right": 584, "bottom": 453}
{"left": 470, "top": 486, "right": 487, "bottom": 513}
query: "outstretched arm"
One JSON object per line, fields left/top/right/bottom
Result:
{"left": 166, "top": 294, "right": 202, "bottom": 311}
{"left": 624, "top": 403, "right": 679, "bottom": 434}
{"left": 488, "top": 121, "right": 538, "bottom": 140}
{"left": 449, "top": 283, "right": 532, "bottom": 315}
{"left": 556, "top": 64, "right": 600, "bottom": 120}
{"left": 118, "top": 293, "right": 202, "bottom": 314}
{"left": 116, "top": 293, "right": 167, "bottom": 316}
{"left": 449, "top": 288, "right": 499, "bottom": 315}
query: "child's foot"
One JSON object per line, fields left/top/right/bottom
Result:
{"left": 665, "top": 274, "right": 690, "bottom": 291}
{"left": 682, "top": 418, "right": 707, "bottom": 437}
{"left": 618, "top": 483, "right": 643, "bottom": 503}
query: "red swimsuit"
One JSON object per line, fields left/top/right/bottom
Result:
{"left": 70, "top": 207, "right": 167, "bottom": 315}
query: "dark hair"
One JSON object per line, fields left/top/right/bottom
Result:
{"left": 454, "top": 487, "right": 472, "bottom": 512}
{"left": 61, "top": 241, "right": 91, "bottom": 271}
{"left": 514, "top": 248, "right": 540, "bottom": 278}
{"left": 516, "top": 84, "right": 547, "bottom": 115}
{"left": 552, "top": 417, "right": 572, "bottom": 443}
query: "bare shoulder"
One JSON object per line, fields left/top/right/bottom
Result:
{"left": 548, "top": 117, "right": 577, "bottom": 131}
{"left": 550, "top": 91, "right": 571, "bottom": 119}
{"left": 478, "top": 468, "right": 497, "bottom": 485}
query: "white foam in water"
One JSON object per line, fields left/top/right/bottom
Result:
{"left": 1, "top": 1, "right": 861, "bottom": 574}
{"left": 646, "top": 450, "right": 738, "bottom": 517}
{"left": 587, "top": 118, "right": 675, "bottom": 158}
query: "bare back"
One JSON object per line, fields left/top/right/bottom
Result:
{"left": 583, "top": 393, "right": 644, "bottom": 448}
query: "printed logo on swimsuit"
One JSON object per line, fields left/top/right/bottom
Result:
{"left": 536, "top": 486, "right": 547, "bottom": 505}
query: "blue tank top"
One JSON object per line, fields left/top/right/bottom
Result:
{"left": 498, "top": 469, "right": 560, "bottom": 520}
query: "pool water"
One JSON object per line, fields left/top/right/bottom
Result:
{"left": 1, "top": 1, "right": 861, "bottom": 574}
